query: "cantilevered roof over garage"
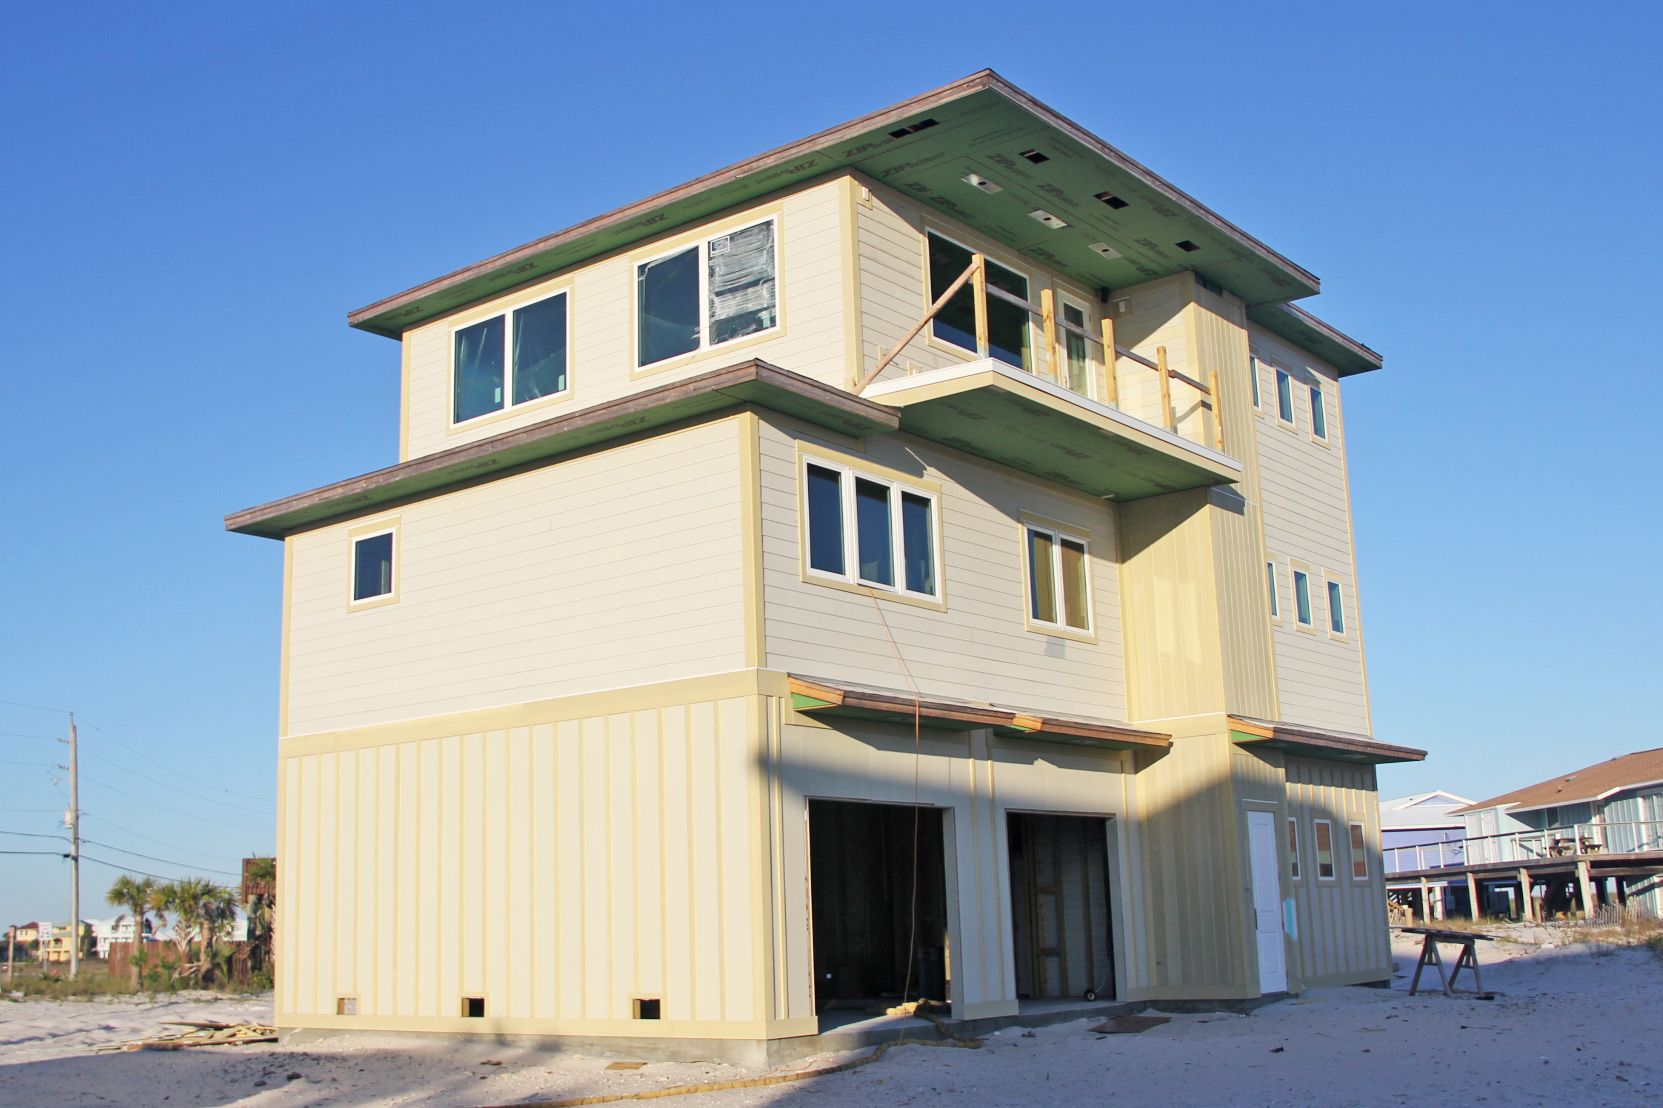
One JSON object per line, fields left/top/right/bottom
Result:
{"left": 349, "top": 70, "right": 1324, "bottom": 339}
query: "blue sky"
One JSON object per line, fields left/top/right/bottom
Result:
{"left": 2, "top": 2, "right": 1659, "bottom": 920}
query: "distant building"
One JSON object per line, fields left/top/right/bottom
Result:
{"left": 37, "top": 920, "right": 92, "bottom": 964}
{"left": 89, "top": 916, "right": 154, "bottom": 959}
{"left": 1380, "top": 791, "right": 1472, "bottom": 921}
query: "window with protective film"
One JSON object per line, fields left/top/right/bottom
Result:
{"left": 637, "top": 219, "right": 777, "bottom": 367}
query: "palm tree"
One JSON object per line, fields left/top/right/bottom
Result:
{"left": 153, "top": 878, "right": 239, "bottom": 984}
{"left": 106, "top": 875, "right": 154, "bottom": 987}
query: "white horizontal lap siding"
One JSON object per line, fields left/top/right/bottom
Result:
{"left": 278, "top": 695, "right": 760, "bottom": 1027}
{"left": 285, "top": 420, "right": 745, "bottom": 735}
{"left": 759, "top": 417, "right": 1125, "bottom": 721}
{"left": 1251, "top": 327, "right": 1368, "bottom": 735}
{"left": 401, "top": 179, "right": 848, "bottom": 460}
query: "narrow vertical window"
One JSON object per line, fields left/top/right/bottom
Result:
{"left": 1327, "top": 580, "right": 1345, "bottom": 634}
{"left": 1059, "top": 538, "right": 1089, "bottom": 630}
{"left": 454, "top": 316, "right": 506, "bottom": 423}
{"left": 1276, "top": 368, "right": 1295, "bottom": 423}
{"left": 1309, "top": 382, "right": 1327, "bottom": 439}
{"left": 511, "top": 293, "right": 568, "bottom": 404}
{"left": 1286, "top": 817, "right": 1301, "bottom": 880}
{"left": 805, "top": 465, "right": 845, "bottom": 576}
{"left": 1028, "top": 529, "right": 1057, "bottom": 625}
{"left": 855, "top": 479, "right": 894, "bottom": 587}
{"left": 1250, "top": 355, "right": 1261, "bottom": 409}
{"left": 1062, "top": 302, "right": 1091, "bottom": 396}
{"left": 1349, "top": 822, "right": 1368, "bottom": 879}
{"left": 352, "top": 531, "right": 395, "bottom": 603}
{"left": 901, "top": 492, "right": 935, "bottom": 596}
{"left": 1293, "top": 570, "right": 1312, "bottom": 626}
{"left": 1314, "top": 820, "right": 1336, "bottom": 880}
{"left": 638, "top": 246, "right": 701, "bottom": 366}
{"left": 1266, "top": 562, "right": 1279, "bottom": 618}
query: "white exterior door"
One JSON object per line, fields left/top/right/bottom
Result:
{"left": 1247, "top": 810, "right": 1289, "bottom": 994}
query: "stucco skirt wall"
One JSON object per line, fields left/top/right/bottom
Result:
{"left": 274, "top": 677, "right": 796, "bottom": 1041}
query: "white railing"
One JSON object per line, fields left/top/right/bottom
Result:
{"left": 1388, "top": 820, "right": 1663, "bottom": 872}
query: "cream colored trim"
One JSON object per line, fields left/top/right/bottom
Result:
{"left": 1288, "top": 560, "right": 1316, "bottom": 633}
{"left": 443, "top": 285, "right": 578, "bottom": 437}
{"left": 1334, "top": 383, "right": 1375, "bottom": 732}
{"left": 279, "top": 670, "right": 777, "bottom": 756}
{"left": 1312, "top": 817, "right": 1337, "bottom": 881}
{"left": 398, "top": 339, "right": 412, "bottom": 462}
{"left": 273, "top": 1013, "right": 820, "bottom": 1040}
{"left": 629, "top": 207, "right": 786, "bottom": 381}
{"left": 278, "top": 538, "right": 294, "bottom": 738}
{"left": 739, "top": 413, "right": 765, "bottom": 669}
{"left": 839, "top": 175, "right": 865, "bottom": 391}
{"left": 1017, "top": 511, "right": 1098, "bottom": 643}
{"left": 344, "top": 518, "right": 401, "bottom": 612}
{"left": 794, "top": 439, "right": 936, "bottom": 491}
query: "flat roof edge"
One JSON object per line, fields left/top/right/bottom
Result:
{"left": 1249, "top": 302, "right": 1383, "bottom": 377}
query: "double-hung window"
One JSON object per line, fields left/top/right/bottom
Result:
{"left": 926, "top": 231, "right": 1030, "bottom": 370}
{"left": 637, "top": 219, "right": 777, "bottom": 367}
{"left": 804, "top": 460, "right": 939, "bottom": 599}
{"left": 1026, "top": 524, "right": 1091, "bottom": 633}
{"left": 1275, "top": 367, "right": 1295, "bottom": 424}
{"left": 1327, "top": 580, "right": 1345, "bottom": 634}
{"left": 452, "top": 292, "right": 569, "bottom": 424}
{"left": 1292, "top": 569, "right": 1313, "bottom": 626}
{"left": 1309, "top": 381, "right": 1328, "bottom": 439}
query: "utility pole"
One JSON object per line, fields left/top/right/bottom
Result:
{"left": 67, "top": 712, "right": 81, "bottom": 981}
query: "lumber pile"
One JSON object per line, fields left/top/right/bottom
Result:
{"left": 95, "top": 1020, "right": 278, "bottom": 1052}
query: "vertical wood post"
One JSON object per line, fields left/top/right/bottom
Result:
{"left": 1517, "top": 868, "right": 1535, "bottom": 923}
{"left": 1576, "top": 860, "right": 1596, "bottom": 920}
{"left": 1156, "top": 345, "right": 1175, "bottom": 431}
{"left": 1419, "top": 877, "right": 1433, "bottom": 923}
{"left": 971, "top": 254, "right": 989, "bottom": 358}
{"left": 1041, "top": 288, "right": 1059, "bottom": 383}
{"left": 1099, "top": 318, "right": 1119, "bottom": 407}
{"left": 1466, "top": 871, "right": 1481, "bottom": 921}
{"left": 1208, "top": 369, "right": 1225, "bottom": 451}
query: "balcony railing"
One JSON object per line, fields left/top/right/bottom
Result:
{"left": 1385, "top": 819, "right": 1663, "bottom": 874}
{"left": 856, "top": 255, "right": 1225, "bottom": 454}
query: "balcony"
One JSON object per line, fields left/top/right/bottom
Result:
{"left": 1385, "top": 819, "right": 1663, "bottom": 876}
{"left": 860, "top": 255, "right": 1240, "bottom": 502}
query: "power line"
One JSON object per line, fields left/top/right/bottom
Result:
{"left": 80, "top": 838, "right": 241, "bottom": 879}
{"left": 0, "top": 807, "right": 63, "bottom": 813}
{"left": 0, "top": 849, "right": 63, "bottom": 857}
{"left": 80, "top": 811, "right": 246, "bottom": 864}
{"left": 0, "top": 732, "right": 60, "bottom": 741}
{"left": 77, "top": 774, "right": 272, "bottom": 833}
{"left": 78, "top": 853, "right": 196, "bottom": 883}
{"left": 73, "top": 752, "right": 271, "bottom": 812}
{"left": 0, "top": 697, "right": 69, "bottom": 714}
{"left": 82, "top": 721, "right": 273, "bottom": 803}
{"left": 0, "top": 760, "right": 55, "bottom": 768}
{"left": 0, "top": 829, "right": 69, "bottom": 841}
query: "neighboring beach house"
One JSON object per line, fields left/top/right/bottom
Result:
{"left": 228, "top": 71, "right": 1422, "bottom": 1060}
{"left": 1380, "top": 790, "right": 1472, "bottom": 920}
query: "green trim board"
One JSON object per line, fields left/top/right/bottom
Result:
{"left": 866, "top": 360, "right": 1242, "bottom": 501}
{"left": 1228, "top": 715, "right": 1424, "bottom": 765}
{"left": 788, "top": 675, "right": 1171, "bottom": 752}
{"left": 1248, "top": 302, "right": 1382, "bottom": 377}
{"left": 349, "top": 71, "right": 1321, "bottom": 339}
{"left": 226, "top": 361, "right": 898, "bottom": 540}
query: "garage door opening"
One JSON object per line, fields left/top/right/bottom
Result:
{"left": 1008, "top": 812, "right": 1114, "bottom": 1002}
{"left": 809, "top": 799, "right": 948, "bottom": 1023}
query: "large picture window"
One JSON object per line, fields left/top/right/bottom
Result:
{"left": 638, "top": 219, "right": 777, "bottom": 367}
{"left": 803, "top": 459, "right": 938, "bottom": 599}
{"left": 1026, "top": 524, "right": 1091, "bottom": 633}
{"left": 453, "top": 292, "right": 569, "bottom": 424}
{"left": 926, "top": 232, "right": 1030, "bottom": 370}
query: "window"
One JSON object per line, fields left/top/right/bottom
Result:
{"left": 1349, "top": 822, "right": 1368, "bottom": 879}
{"left": 1275, "top": 368, "right": 1295, "bottom": 423}
{"left": 1309, "top": 382, "right": 1328, "bottom": 439}
{"left": 453, "top": 292, "right": 569, "bottom": 424}
{"left": 1327, "top": 580, "right": 1345, "bottom": 634}
{"left": 803, "top": 460, "right": 938, "bottom": 599}
{"left": 1250, "top": 355, "right": 1261, "bottom": 409}
{"left": 352, "top": 531, "right": 394, "bottom": 603}
{"left": 1287, "top": 817, "right": 1301, "bottom": 881}
{"left": 1313, "top": 819, "right": 1336, "bottom": 880}
{"left": 1266, "top": 562, "right": 1279, "bottom": 619}
{"left": 637, "top": 219, "right": 777, "bottom": 367}
{"left": 926, "top": 231, "right": 1030, "bottom": 369}
{"left": 1061, "top": 300, "right": 1092, "bottom": 397}
{"left": 1026, "top": 524, "right": 1091, "bottom": 632}
{"left": 1292, "top": 569, "right": 1312, "bottom": 626}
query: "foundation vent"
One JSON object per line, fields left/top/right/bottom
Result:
{"left": 462, "top": 996, "right": 485, "bottom": 1018}
{"left": 336, "top": 997, "right": 358, "bottom": 1016}
{"left": 633, "top": 997, "right": 661, "bottom": 1020}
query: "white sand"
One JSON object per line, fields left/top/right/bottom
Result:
{"left": 2, "top": 930, "right": 1658, "bottom": 1106}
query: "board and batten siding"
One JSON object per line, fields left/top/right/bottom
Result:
{"left": 1250, "top": 325, "right": 1370, "bottom": 735}
{"left": 400, "top": 179, "right": 849, "bottom": 461}
{"left": 284, "top": 418, "right": 746, "bottom": 736}
{"left": 757, "top": 415, "right": 1127, "bottom": 721}
{"left": 277, "top": 692, "right": 769, "bottom": 1034}
{"left": 1284, "top": 755, "right": 1391, "bottom": 986}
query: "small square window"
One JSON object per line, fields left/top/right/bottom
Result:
{"left": 1309, "top": 382, "right": 1328, "bottom": 439}
{"left": 1292, "top": 570, "right": 1312, "bottom": 626}
{"left": 1327, "top": 580, "right": 1345, "bottom": 634}
{"left": 1276, "top": 369, "right": 1295, "bottom": 423}
{"left": 352, "top": 531, "right": 394, "bottom": 603}
{"left": 1349, "top": 822, "right": 1368, "bottom": 880}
